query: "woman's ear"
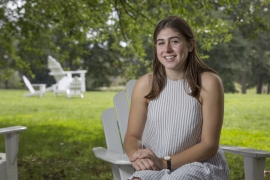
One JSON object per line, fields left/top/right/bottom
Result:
{"left": 188, "top": 39, "right": 195, "bottom": 52}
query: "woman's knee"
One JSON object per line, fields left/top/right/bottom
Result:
{"left": 132, "top": 178, "right": 141, "bottom": 180}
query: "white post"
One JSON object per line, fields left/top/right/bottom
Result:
{"left": 39, "top": 84, "right": 46, "bottom": 97}
{"left": 5, "top": 133, "right": 19, "bottom": 180}
{"left": 80, "top": 72, "right": 86, "bottom": 92}
{"left": 244, "top": 157, "right": 266, "bottom": 180}
{"left": 119, "top": 165, "right": 135, "bottom": 180}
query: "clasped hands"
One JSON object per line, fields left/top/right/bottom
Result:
{"left": 129, "top": 148, "right": 165, "bottom": 171}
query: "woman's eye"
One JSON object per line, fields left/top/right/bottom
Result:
{"left": 171, "top": 40, "right": 179, "bottom": 44}
{"left": 157, "top": 42, "right": 165, "bottom": 45}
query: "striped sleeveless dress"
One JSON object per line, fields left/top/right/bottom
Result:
{"left": 128, "top": 78, "right": 229, "bottom": 180}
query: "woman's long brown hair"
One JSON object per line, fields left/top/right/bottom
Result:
{"left": 145, "top": 16, "right": 217, "bottom": 100}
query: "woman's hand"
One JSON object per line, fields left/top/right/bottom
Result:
{"left": 131, "top": 158, "right": 158, "bottom": 171}
{"left": 130, "top": 148, "right": 165, "bottom": 171}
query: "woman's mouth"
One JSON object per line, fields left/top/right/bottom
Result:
{"left": 164, "top": 55, "right": 176, "bottom": 60}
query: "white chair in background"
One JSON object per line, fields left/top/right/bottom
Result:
{"left": 66, "top": 76, "right": 84, "bottom": 98}
{"left": 22, "top": 75, "right": 46, "bottom": 97}
{"left": 52, "top": 76, "right": 71, "bottom": 96}
{"left": 47, "top": 56, "right": 87, "bottom": 94}
{"left": 0, "top": 126, "right": 27, "bottom": 180}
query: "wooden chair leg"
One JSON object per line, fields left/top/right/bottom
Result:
{"left": 119, "top": 165, "right": 135, "bottom": 180}
{"left": 5, "top": 132, "right": 19, "bottom": 180}
{"left": 244, "top": 157, "right": 266, "bottom": 180}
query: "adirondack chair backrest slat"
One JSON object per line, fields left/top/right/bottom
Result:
{"left": 125, "top": 80, "right": 144, "bottom": 144}
{"left": 125, "top": 80, "right": 137, "bottom": 104}
{"left": 113, "top": 91, "right": 130, "bottom": 144}
{"left": 22, "top": 76, "right": 35, "bottom": 93}
{"left": 101, "top": 107, "right": 131, "bottom": 180}
{"left": 102, "top": 108, "right": 123, "bottom": 153}
{"left": 47, "top": 56, "right": 66, "bottom": 82}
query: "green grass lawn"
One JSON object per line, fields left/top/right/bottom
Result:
{"left": 0, "top": 89, "right": 269, "bottom": 180}
{"left": 222, "top": 94, "right": 270, "bottom": 179}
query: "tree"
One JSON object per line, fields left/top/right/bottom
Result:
{"left": 201, "top": 0, "right": 270, "bottom": 93}
{"left": 2, "top": 0, "right": 270, "bottom": 89}
{"left": 247, "top": 33, "right": 270, "bottom": 94}
{"left": 203, "top": 27, "right": 250, "bottom": 93}
{"left": 223, "top": 0, "right": 270, "bottom": 93}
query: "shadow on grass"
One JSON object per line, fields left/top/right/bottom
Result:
{"left": 0, "top": 122, "right": 113, "bottom": 180}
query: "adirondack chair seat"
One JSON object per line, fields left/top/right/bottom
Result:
{"left": 0, "top": 126, "right": 27, "bottom": 180}
{"left": 52, "top": 76, "right": 84, "bottom": 98}
{"left": 52, "top": 76, "right": 71, "bottom": 96}
{"left": 22, "top": 75, "right": 46, "bottom": 97}
{"left": 93, "top": 147, "right": 131, "bottom": 165}
{"left": 93, "top": 79, "right": 270, "bottom": 180}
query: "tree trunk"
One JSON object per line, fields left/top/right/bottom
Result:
{"left": 256, "top": 75, "right": 263, "bottom": 94}
{"left": 4, "top": 80, "right": 8, "bottom": 89}
{"left": 241, "top": 71, "right": 247, "bottom": 94}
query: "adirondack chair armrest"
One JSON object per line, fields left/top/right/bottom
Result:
{"left": 49, "top": 70, "right": 87, "bottom": 76}
{"left": 220, "top": 145, "right": 270, "bottom": 158}
{"left": 63, "top": 71, "right": 87, "bottom": 80}
{"left": 0, "top": 126, "right": 27, "bottom": 135}
{"left": 0, "top": 126, "right": 26, "bottom": 175}
{"left": 48, "top": 72, "right": 65, "bottom": 76}
{"left": 60, "top": 70, "right": 87, "bottom": 78}
{"left": 31, "top": 84, "right": 46, "bottom": 87}
{"left": 93, "top": 147, "right": 132, "bottom": 165}
{"left": 63, "top": 70, "right": 87, "bottom": 74}
{"left": 31, "top": 84, "right": 46, "bottom": 91}
{"left": 221, "top": 145, "right": 270, "bottom": 180}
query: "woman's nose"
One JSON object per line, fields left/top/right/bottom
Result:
{"left": 165, "top": 43, "right": 172, "bottom": 52}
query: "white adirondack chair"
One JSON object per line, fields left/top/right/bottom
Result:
{"left": 66, "top": 76, "right": 84, "bottom": 98}
{"left": 52, "top": 76, "right": 71, "bottom": 96}
{"left": 93, "top": 79, "right": 270, "bottom": 180}
{"left": 22, "top": 75, "right": 46, "bottom": 97}
{"left": 47, "top": 56, "right": 87, "bottom": 94}
{"left": 93, "top": 80, "right": 136, "bottom": 180}
{"left": 0, "top": 126, "right": 27, "bottom": 180}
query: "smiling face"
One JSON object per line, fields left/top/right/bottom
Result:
{"left": 156, "top": 28, "right": 194, "bottom": 73}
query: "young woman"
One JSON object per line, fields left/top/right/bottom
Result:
{"left": 124, "top": 16, "right": 229, "bottom": 180}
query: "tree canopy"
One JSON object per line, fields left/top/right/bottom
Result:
{"left": 1, "top": 0, "right": 270, "bottom": 91}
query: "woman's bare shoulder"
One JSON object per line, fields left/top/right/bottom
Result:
{"left": 136, "top": 73, "right": 152, "bottom": 87}
{"left": 200, "top": 72, "right": 224, "bottom": 100}
{"left": 200, "top": 72, "right": 222, "bottom": 86}
{"left": 134, "top": 73, "right": 153, "bottom": 95}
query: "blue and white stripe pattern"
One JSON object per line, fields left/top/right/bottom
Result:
{"left": 128, "top": 79, "right": 229, "bottom": 180}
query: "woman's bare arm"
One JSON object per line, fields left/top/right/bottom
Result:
{"left": 124, "top": 73, "right": 156, "bottom": 170}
